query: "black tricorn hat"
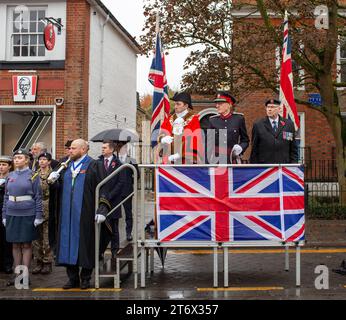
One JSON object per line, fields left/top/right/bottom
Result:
{"left": 265, "top": 99, "right": 281, "bottom": 107}
{"left": 64, "top": 140, "right": 73, "bottom": 148}
{"left": 214, "top": 91, "right": 237, "bottom": 105}
{"left": 170, "top": 91, "right": 193, "bottom": 109}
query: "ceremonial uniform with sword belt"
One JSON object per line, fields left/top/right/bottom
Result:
{"left": 207, "top": 91, "right": 249, "bottom": 164}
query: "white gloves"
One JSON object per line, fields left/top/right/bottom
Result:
{"left": 168, "top": 153, "right": 181, "bottom": 162}
{"left": 34, "top": 218, "right": 43, "bottom": 227}
{"left": 95, "top": 214, "right": 106, "bottom": 224}
{"left": 232, "top": 144, "right": 243, "bottom": 156}
{"left": 161, "top": 136, "right": 174, "bottom": 144}
{"left": 2, "top": 219, "right": 5, "bottom": 227}
{"left": 0, "top": 178, "right": 6, "bottom": 186}
{"left": 48, "top": 171, "right": 60, "bottom": 183}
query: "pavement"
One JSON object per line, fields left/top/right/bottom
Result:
{"left": 0, "top": 219, "right": 346, "bottom": 300}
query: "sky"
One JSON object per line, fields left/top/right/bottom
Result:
{"left": 101, "top": 0, "right": 191, "bottom": 96}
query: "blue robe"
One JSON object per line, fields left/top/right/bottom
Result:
{"left": 57, "top": 156, "right": 99, "bottom": 268}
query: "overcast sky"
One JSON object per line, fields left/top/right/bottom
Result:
{"left": 101, "top": 0, "right": 191, "bottom": 96}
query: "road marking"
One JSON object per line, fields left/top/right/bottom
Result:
{"left": 197, "top": 286, "right": 284, "bottom": 292}
{"left": 32, "top": 288, "right": 122, "bottom": 292}
{"left": 169, "top": 248, "right": 346, "bottom": 255}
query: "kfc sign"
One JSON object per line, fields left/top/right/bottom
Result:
{"left": 44, "top": 23, "right": 56, "bottom": 51}
{"left": 12, "top": 75, "right": 38, "bottom": 102}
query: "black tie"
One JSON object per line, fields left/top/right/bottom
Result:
{"left": 272, "top": 120, "right": 278, "bottom": 132}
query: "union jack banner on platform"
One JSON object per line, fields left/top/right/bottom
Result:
{"left": 279, "top": 11, "right": 300, "bottom": 131}
{"left": 148, "top": 32, "right": 171, "bottom": 148}
{"left": 156, "top": 166, "right": 305, "bottom": 242}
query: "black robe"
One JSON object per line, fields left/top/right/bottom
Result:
{"left": 56, "top": 156, "right": 104, "bottom": 270}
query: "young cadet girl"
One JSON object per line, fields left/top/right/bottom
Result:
{"left": 2, "top": 149, "right": 43, "bottom": 286}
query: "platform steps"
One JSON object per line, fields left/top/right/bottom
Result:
{"left": 99, "top": 241, "right": 139, "bottom": 288}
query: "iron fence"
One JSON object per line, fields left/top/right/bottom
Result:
{"left": 305, "top": 183, "right": 346, "bottom": 218}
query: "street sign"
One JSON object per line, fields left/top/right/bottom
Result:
{"left": 308, "top": 93, "right": 322, "bottom": 107}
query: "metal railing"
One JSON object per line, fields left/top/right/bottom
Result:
{"left": 305, "top": 183, "right": 346, "bottom": 218}
{"left": 94, "top": 163, "right": 138, "bottom": 289}
{"left": 303, "top": 160, "right": 338, "bottom": 182}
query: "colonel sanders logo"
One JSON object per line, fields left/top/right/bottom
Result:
{"left": 19, "top": 77, "right": 31, "bottom": 100}
{"left": 13, "top": 75, "right": 38, "bottom": 102}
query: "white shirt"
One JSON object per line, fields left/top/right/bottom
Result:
{"left": 269, "top": 117, "right": 279, "bottom": 129}
{"left": 104, "top": 155, "right": 113, "bottom": 163}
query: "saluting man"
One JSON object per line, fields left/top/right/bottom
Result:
{"left": 250, "top": 99, "right": 298, "bottom": 164}
{"left": 158, "top": 91, "right": 204, "bottom": 164}
{"left": 207, "top": 91, "right": 249, "bottom": 164}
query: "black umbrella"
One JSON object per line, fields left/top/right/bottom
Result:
{"left": 145, "top": 219, "right": 168, "bottom": 268}
{"left": 90, "top": 128, "right": 140, "bottom": 143}
{"left": 155, "top": 247, "right": 168, "bottom": 268}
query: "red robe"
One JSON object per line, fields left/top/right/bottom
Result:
{"left": 158, "top": 111, "right": 204, "bottom": 164}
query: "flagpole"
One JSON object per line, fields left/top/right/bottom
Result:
{"left": 155, "top": 11, "right": 160, "bottom": 34}
{"left": 153, "top": 11, "right": 160, "bottom": 240}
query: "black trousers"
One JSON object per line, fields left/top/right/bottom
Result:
{"left": 0, "top": 224, "right": 13, "bottom": 270}
{"left": 66, "top": 265, "right": 92, "bottom": 282}
{"left": 122, "top": 196, "right": 133, "bottom": 236}
{"left": 110, "top": 218, "right": 119, "bottom": 256}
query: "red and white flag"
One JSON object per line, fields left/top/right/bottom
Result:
{"left": 279, "top": 11, "right": 300, "bottom": 131}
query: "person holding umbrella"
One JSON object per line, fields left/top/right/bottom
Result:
{"left": 97, "top": 140, "right": 125, "bottom": 261}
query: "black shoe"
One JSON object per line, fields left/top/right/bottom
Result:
{"left": 6, "top": 276, "right": 30, "bottom": 286}
{"left": 127, "top": 234, "right": 133, "bottom": 241}
{"left": 62, "top": 280, "right": 80, "bottom": 289}
{"left": 80, "top": 280, "right": 90, "bottom": 290}
{"left": 340, "top": 260, "right": 346, "bottom": 269}
{"left": 332, "top": 268, "right": 346, "bottom": 276}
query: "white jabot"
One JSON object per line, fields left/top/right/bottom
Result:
{"left": 176, "top": 109, "right": 188, "bottom": 118}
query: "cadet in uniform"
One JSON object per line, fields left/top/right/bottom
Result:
{"left": 250, "top": 99, "right": 298, "bottom": 164}
{"left": 2, "top": 149, "right": 43, "bottom": 286}
{"left": 207, "top": 91, "right": 249, "bottom": 164}
{"left": 0, "top": 156, "right": 13, "bottom": 274}
{"left": 32, "top": 152, "right": 57, "bottom": 275}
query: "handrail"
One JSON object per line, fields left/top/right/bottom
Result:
{"left": 94, "top": 163, "right": 138, "bottom": 289}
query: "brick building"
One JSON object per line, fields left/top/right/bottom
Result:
{"left": 0, "top": 0, "right": 140, "bottom": 159}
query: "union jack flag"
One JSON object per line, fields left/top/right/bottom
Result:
{"left": 148, "top": 33, "right": 171, "bottom": 148}
{"left": 156, "top": 166, "right": 305, "bottom": 242}
{"left": 279, "top": 11, "right": 300, "bottom": 131}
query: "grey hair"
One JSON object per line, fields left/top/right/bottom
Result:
{"left": 32, "top": 142, "right": 47, "bottom": 152}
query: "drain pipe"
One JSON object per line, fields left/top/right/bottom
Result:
{"left": 99, "top": 14, "right": 110, "bottom": 104}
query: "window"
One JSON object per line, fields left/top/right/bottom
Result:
{"left": 8, "top": 6, "right": 47, "bottom": 59}
{"left": 296, "top": 112, "right": 305, "bottom": 163}
{"left": 339, "top": 37, "right": 346, "bottom": 84}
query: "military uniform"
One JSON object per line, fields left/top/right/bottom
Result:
{"left": 32, "top": 168, "right": 54, "bottom": 273}
{"left": 207, "top": 112, "right": 249, "bottom": 164}
{"left": 206, "top": 91, "right": 249, "bottom": 164}
{"left": 250, "top": 115, "right": 298, "bottom": 164}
